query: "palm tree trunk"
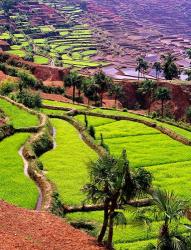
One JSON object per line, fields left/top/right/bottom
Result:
{"left": 100, "top": 93, "right": 103, "bottom": 107}
{"left": 73, "top": 84, "right": 76, "bottom": 103}
{"left": 115, "top": 96, "right": 117, "bottom": 108}
{"left": 78, "top": 89, "right": 81, "bottom": 98}
{"left": 148, "top": 95, "right": 151, "bottom": 115}
{"left": 107, "top": 209, "right": 114, "bottom": 250}
{"left": 98, "top": 201, "right": 109, "bottom": 243}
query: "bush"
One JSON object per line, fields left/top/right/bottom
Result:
{"left": 0, "top": 79, "right": 17, "bottom": 95}
{"left": 13, "top": 90, "right": 42, "bottom": 108}
{"left": 88, "top": 125, "right": 96, "bottom": 139}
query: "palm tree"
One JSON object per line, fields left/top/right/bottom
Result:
{"left": 109, "top": 84, "right": 123, "bottom": 108}
{"left": 136, "top": 57, "right": 149, "bottom": 80}
{"left": 152, "top": 189, "right": 188, "bottom": 250}
{"left": 93, "top": 70, "right": 112, "bottom": 106}
{"left": 161, "top": 53, "right": 179, "bottom": 80}
{"left": 84, "top": 80, "right": 100, "bottom": 106}
{"left": 83, "top": 150, "right": 152, "bottom": 249}
{"left": 153, "top": 62, "right": 162, "bottom": 80}
{"left": 155, "top": 87, "right": 170, "bottom": 118}
{"left": 137, "top": 79, "right": 157, "bottom": 115}
{"left": 64, "top": 71, "right": 82, "bottom": 103}
{"left": 75, "top": 75, "right": 84, "bottom": 101}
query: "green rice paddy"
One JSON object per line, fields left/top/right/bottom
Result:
{"left": 0, "top": 133, "right": 38, "bottom": 209}
{"left": 0, "top": 99, "right": 39, "bottom": 128}
{"left": 40, "top": 118, "right": 97, "bottom": 205}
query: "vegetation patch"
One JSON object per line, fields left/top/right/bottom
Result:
{"left": 0, "top": 133, "right": 38, "bottom": 208}
{"left": 40, "top": 118, "right": 97, "bottom": 206}
{"left": 0, "top": 98, "right": 39, "bottom": 128}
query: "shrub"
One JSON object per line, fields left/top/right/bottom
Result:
{"left": 13, "top": 90, "right": 42, "bottom": 108}
{"left": 0, "top": 79, "right": 16, "bottom": 95}
{"left": 88, "top": 125, "right": 96, "bottom": 139}
{"left": 84, "top": 114, "right": 88, "bottom": 128}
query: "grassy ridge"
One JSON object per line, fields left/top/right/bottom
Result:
{"left": 0, "top": 99, "right": 39, "bottom": 128}
{"left": 40, "top": 118, "right": 97, "bottom": 205}
{"left": 0, "top": 133, "right": 38, "bottom": 208}
{"left": 42, "top": 100, "right": 88, "bottom": 110}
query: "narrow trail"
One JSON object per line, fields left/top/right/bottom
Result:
{"left": 18, "top": 146, "right": 43, "bottom": 211}
{"left": 52, "top": 127, "right": 57, "bottom": 149}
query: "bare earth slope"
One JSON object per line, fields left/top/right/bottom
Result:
{"left": 0, "top": 201, "right": 105, "bottom": 250}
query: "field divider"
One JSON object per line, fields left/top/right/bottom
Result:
{"left": 0, "top": 124, "right": 15, "bottom": 141}
{"left": 62, "top": 199, "right": 153, "bottom": 214}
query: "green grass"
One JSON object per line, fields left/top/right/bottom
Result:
{"left": 7, "top": 49, "right": 26, "bottom": 57}
{"left": 77, "top": 115, "right": 191, "bottom": 199}
{"left": 40, "top": 119, "right": 97, "bottom": 205}
{"left": 0, "top": 99, "right": 39, "bottom": 128}
{"left": 93, "top": 120, "right": 191, "bottom": 168}
{"left": 34, "top": 55, "right": 49, "bottom": 64}
{"left": 66, "top": 207, "right": 189, "bottom": 249}
{"left": 0, "top": 133, "right": 38, "bottom": 208}
{"left": 42, "top": 99, "right": 88, "bottom": 110}
{"left": 40, "top": 108, "right": 67, "bottom": 116}
{"left": 92, "top": 108, "right": 191, "bottom": 140}
{"left": 0, "top": 32, "right": 10, "bottom": 40}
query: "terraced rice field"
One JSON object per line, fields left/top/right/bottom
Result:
{"left": 0, "top": 1, "right": 107, "bottom": 69}
{"left": 76, "top": 115, "right": 191, "bottom": 197}
{"left": 40, "top": 118, "right": 97, "bottom": 205}
{"left": 0, "top": 133, "right": 38, "bottom": 208}
{"left": 70, "top": 114, "right": 191, "bottom": 249}
{"left": 0, "top": 99, "right": 39, "bottom": 128}
{"left": 36, "top": 101, "right": 191, "bottom": 249}
{"left": 92, "top": 108, "right": 191, "bottom": 140}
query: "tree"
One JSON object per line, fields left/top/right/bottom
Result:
{"left": 64, "top": 71, "right": 83, "bottom": 103}
{"left": 152, "top": 189, "right": 188, "bottom": 250}
{"left": 155, "top": 87, "right": 170, "bottom": 118}
{"left": 161, "top": 53, "right": 179, "bottom": 80}
{"left": 109, "top": 84, "right": 123, "bottom": 108}
{"left": 136, "top": 57, "right": 149, "bottom": 80}
{"left": 153, "top": 62, "right": 162, "bottom": 80}
{"left": 75, "top": 75, "right": 84, "bottom": 100}
{"left": 84, "top": 81, "right": 100, "bottom": 106}
{"left": 93, "top": 70, "right": 112, "bottom": 106}
{"left": 137, "top": 79, "right": 157, "bottom": 115}
{"left": 83, "top": 150, "right": 152, "bottom": 249}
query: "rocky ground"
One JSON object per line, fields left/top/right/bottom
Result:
{"left": 0, "top": 201, "right": 105, "bottom": 250}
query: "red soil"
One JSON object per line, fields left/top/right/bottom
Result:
{"left": 0, "top": 200, "right": 105, "bottom": 250}
{"left": 0, "top": 70, "right": 7, "bottom": 82}
{"left": 40, "top": 92, "right": 71, "bottom": 102}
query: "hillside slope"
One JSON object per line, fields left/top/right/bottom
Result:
{"left": 0, "top": 201, "right": 105, "bottom": 250}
